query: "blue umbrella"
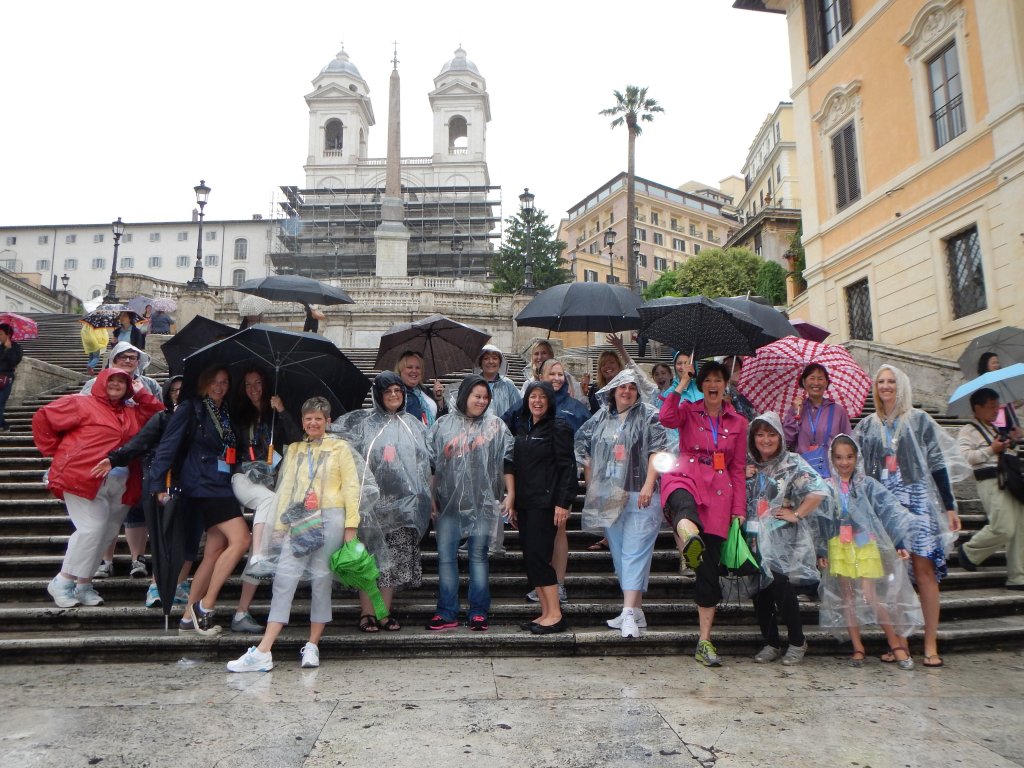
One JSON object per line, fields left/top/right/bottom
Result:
{"left": 948, "top": 363, "right": 1024, "bottom": 417}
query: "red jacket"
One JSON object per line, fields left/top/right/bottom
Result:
{"left": 33, "top": 368, "right": 162, "bottom": 505}
{"left": 658, "top": 393, "right": 748, "bottom": 538}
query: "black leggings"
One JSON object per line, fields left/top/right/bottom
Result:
{"left": 666, "top": 490, "right": 724, "bottom": 608}
{"left": 751, "top": 570, "right": 805, "bottom": 648}
{"left": 518, "top": 505, "right": 558, "bottom": 589}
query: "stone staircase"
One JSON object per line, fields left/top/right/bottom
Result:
{"left": 0, "top": 314, "right": 1020, "bottom": 664}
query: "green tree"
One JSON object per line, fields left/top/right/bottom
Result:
{"left": 491, "top": 206, "right": 569, "bottom": 294}
{"left": 755, "top": 260, "right": 788, "bottom": 305}
{"left": 600, "top": 86, "right": 664, "bottom": 295}
{"left": 788, "top": 223, "right": 807, "bottom": 294}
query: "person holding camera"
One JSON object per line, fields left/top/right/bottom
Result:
{"left": 956, "top": 387, "right": 1024, "bottom": 590}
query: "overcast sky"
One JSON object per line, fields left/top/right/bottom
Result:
{"left": 0, "top": 1, "right": 791, "bottom": 230}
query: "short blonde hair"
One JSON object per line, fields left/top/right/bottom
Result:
{"left": 301, "top": 396, "right": 332, "bottom": 418}
{"left": 395, "top": 350, "right": 423, "bottom": 376}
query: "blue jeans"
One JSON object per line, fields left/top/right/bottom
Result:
{"left": 87, "top": 351, "right": 100, "bottom": 370}
{"left": 0, "top": 376, "right": 12, "bottom": 429}
{"left": 434, "top": 513, "right": 490, "bottom": 621}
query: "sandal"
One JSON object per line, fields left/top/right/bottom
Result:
{"left": 358, "top": 614, "right": 379, "bottom": 633}
{"left": 881, "top": 645, "right": 914, "bottom": 670}
{"left": 922, "top": 654, "right": 944, "bottom": 668}
{"left": 587, "top": 538, "right": 609, "bottom": 551}
{"left": 848, "top": 649, "right": 866, "bottom": 668}
{"left": 378, "top": 616, "right": 401, "bottom": 632}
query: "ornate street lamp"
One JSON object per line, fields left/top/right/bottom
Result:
{"left": 604, "top": 227, "right": 617, "bottom": 284}
{"left": 103, "top": 217, "right": 126, "bottom": 303}
{"left": 186, "top": 179, "right": 211, "bottom": 291}
{"left": 519, "top": 188, "right": 536, "bottom": 292}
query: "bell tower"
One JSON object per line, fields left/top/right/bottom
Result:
{"left": 429, "top": 47, "right": 490, "bottom": 162}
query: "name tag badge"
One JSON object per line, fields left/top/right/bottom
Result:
{"left": 756, "top": 498, "right": 770, "bottom": 518}
{"left": 270, "top": 450, "right": 283, "bottom": 469}
{"left": 745, "top": 519, "right": 761, "bottom": 535}
{"left": 839, "top": 524, "right": 854, "bottom": 544}
{"left": 614, "top": 443, "right": 626, "bottom": 462}
{"left": 216, "top": 459, "right": 231, "bottom": 474}
{"left": 885, "top": 454, "right": 899, "bottom": 473}
{"left": 880, "top": 468, "right": 889, "bottom": 481}
{"left": 224, "top": 447, "right": 236, "bottom": 464}
{"left": 712, "top": 451, "right": 726, "bottom": 471}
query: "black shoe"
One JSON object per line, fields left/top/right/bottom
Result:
{"left": 519, "top": 621, "right": 539, "bottom": 631}
{"left": 957, "top": 542, "right": 977, "bottom": 572}
{"left": 530, "top": 618, "right": 568, "bottom": 635}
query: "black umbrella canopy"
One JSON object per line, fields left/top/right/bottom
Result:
{"left": 716, "top": 295, "right": 797, "bottom": 349}
{"left": 236, "top": 274, "right": 354, "bottom": 306}
{"left": 181, "top": 324, "right": 371, "bottom": 417}
{"left": 957, "top": 326, "right": 1024, "bottom": 378}
{"left": 639, "top": 296, "right": 762, "bottom": 360}
{"left": 375, "top": 314, "right": 491, "bottom": 381}
{"left": 515, "top": 282, "right": 642, "bottom": 333}
{"left": 161, "top": 315, "right": 237, "bottom": 376}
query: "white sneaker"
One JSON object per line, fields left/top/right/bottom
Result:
{"left": 754, "top": 644, "right": 782, "bottom": 663}
{"left": 558, "top": 584, "right": 568, "bottom": 604}
{"left": 300, "top": 642, "right": 320, "bottom": 669}
{"left": 93, "top": 560, "right": 113, "bottom": 579}
{"left": 129, "top": 558, "right": 148, "bottom": 578}
{"left": 525, "top": 589, "right": 539, "bottom": 602}
{"left": 227, "top": 646, "right": 274, "bottom": 673}
{"left": 47, "top": 576, "right": 79, "bottom": 608}
{"left": 781, "top": 642, "right": 808, "bottom": 666}
{"left": 606, "top": 608, "right": 647, "bottom": 629}
{"left": 74, "top": 583, "right": 104, "bottom": 606}
{"left": 621, "top": 610, "right": 641, "bottom": 639}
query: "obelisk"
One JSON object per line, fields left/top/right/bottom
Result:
{"left": 374, "top": 48, "right": 410, "bottom": 277}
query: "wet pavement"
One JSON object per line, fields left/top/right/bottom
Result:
{"left": 2, "top": 649, "right": 1023, "bottom": 767}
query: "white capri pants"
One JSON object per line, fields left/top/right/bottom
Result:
{"left": 62, "top": 472, "right": 129, "bottom": 579}
{"left": 231, "top": 473, "right": 277, "bottom": 527}
{"left": 267, "top": 511, "right": 345, "bottom": 626}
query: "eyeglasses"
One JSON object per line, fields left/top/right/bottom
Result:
{"left": 383, "top": 386, "right": 403, "bottom": 396}
{"left": 116, "top": 355, "right": 139, "bottom": 362}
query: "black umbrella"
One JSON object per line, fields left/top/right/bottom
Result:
{"left": 142, "top": 492, "right": 188, "bottom": 630}
{"left": 716, "top": 295, "right": 797, "bottom": 349}
{"left": 375, "top": 314, "right": 491, "bottom": 380}
{"left": 236, "top": 274, "right": 355, "bottom": 306}
{"left": 160, "top": 315, "right": 237, "bottom": 375}
{"left": 957, "top": 326, "right": 1024, "bottom": 378}
{"left": 639, "top": 296, "right": 762, "bottom": 360}
{"left": 515, "top": 282, "right": 642, "bottom": 333}
{"left": 181, "top": 324, "right": 371, "bottom": 417}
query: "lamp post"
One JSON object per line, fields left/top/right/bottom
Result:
{"left": 519, "top": 187, "right": 535, "bottom": 292}
{"left": 604, "top": 227, "right": 617, "bottom": 284}
{"left": 186, "top": 179, "right": 211, "bottom": 291}
{"left": 60, "top": 273, "right": 70, "bottom": 312}
{"left": 103, "top": 217, "right": 126, "bottom": 303}
{"left": 632, "top": 240, "right": 642, "bottom": 288}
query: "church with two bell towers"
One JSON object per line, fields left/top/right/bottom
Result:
{"left": 273, "top": 46, "right": 501, "bottom": 280}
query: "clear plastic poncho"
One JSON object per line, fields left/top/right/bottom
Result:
{"left": 817, "top": 434, "right": 924, "bottom": 640}
{"left": 258, "top": 434, "right": 385, "bottom": 582}
{"left": 574, "top": 368, "right": 668, "bottom": 533}
{"left": 853, "top": 364, "right": 971, "bottom": 576}
{"left": 428, "top": 375, "right": 514, "bottom": 539}
{"left": 331, "top": 371, "right": 432, "bottom": 539}
{"left": 744, "top": 412, "right": 830, "bottom": 589}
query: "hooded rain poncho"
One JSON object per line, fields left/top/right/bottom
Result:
{"left": 817, "top": 434, "right": 924, "bottom": 639}
{"left": 332, "top": 371, "right": 432, "bottom": 539}
{"left": 744, "top": 412, "right": 830, "bottom": 588}
{"left": 81, "top": 341, "right": 161, "bottom": 397}
{"left": 428, "top": 375, "right": 514, "bottom": 539}
{"left": 574, "top": 368, "right": 668, "bottom": 532}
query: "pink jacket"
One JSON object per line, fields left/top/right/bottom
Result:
{"left": 658, "top": 393, "right": 748, "bottom": 537}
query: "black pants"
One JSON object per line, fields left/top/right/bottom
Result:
{"left": 518, "top": 505, "right": 557, "bottom": 589}
{"left": 666, "top": 490, "right": 725, "bottom": 607}
{"left": 751, "top": 570, "right": 805, "bottom": 648}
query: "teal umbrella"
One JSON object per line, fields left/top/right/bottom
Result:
{"left": 329, "top": 539, "right": 387, "bottom": 620}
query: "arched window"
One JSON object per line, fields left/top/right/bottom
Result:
{"left": 359, "top": 128, "right": 367, "bottom": 158}
{"left": 448, "top": 115, "right": 468, "bottom": 152}
{"left": 91, "top": 288, "right": 101, "bottom": 298}
{"left": 325, "top": 119, "right": 343, "bottom": 151}
{"left": 234, "top": 238, "right": 248, "bottom": 261}
{"left": 232, "top": 269, "right": 246, "bottom": 287}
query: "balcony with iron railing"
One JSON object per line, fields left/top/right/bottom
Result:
{"left": 931, "top": 93, "right": 966, "bottom": 149}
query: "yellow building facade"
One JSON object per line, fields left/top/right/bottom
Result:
{"left": 739, "top": 0, "right": 1024, "bottom": 359}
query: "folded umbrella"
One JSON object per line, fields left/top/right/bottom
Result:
{"left": 181, "top": 324, "right": 371, "bottom": 417}
{"left": 515, "top": 282, "right": 642, "bottom": 333}
{"left": 947, "top": 363, "right": 1024, "bottom": 418}
{"left": 161, "top": 315, "right": 236, "bottom": 375}
{"left": 329, "top": 538, "right": 387, "bottom": 620}
{"left": 142, "top": 491, "right": 188, "bottom": 631}
{"left": 0, "top": 312, "right": 38, "bottom": 340}
{"left": 957, "top": 326, "right": 1024, "bottom": 378}
{"left": 737, "top": 336, "right": 872, "bottom": 417}
{"left": 720, "top": 517, "right": 760, "bottom": 576}
{"left": 375, "top": 314, "right": 490, "bottom": 380}
{"left": 639, "top": 296, "right": 762, "bottom": 360}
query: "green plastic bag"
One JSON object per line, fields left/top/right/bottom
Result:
{"left": 720, "top": 517, "right": 759, "bottom": 576}
{"left": 329, "top": 538, "right": 388, "bottom": 620}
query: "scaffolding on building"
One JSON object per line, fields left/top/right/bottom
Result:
{"left": 272, "top": 183, "right": 502, "bottom": 279}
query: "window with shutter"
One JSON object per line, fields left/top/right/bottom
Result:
{"left": 831, "top": 121, "right": 861, "bottom": 211}
{"left": 806, "top": 0, "right": 852, "bottom": 67}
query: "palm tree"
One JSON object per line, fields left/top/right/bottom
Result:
{"left": 600, "top": 86, "right": 664, "bottom": 294}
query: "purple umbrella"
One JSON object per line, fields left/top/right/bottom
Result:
{"left": 791, "top": 319, "right": 831, "bottom": 342}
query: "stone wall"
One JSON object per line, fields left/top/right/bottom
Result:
{"left": 10, "top": 357, "right": 86, "bottom": 405}
{"left": 844, "top": 340, "right": 962, "bottom": 413}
